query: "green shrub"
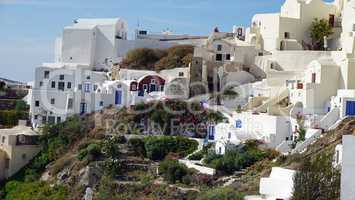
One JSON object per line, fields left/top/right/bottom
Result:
{"left": 159, "top": 159, "right": 190, "bottom": 184}
{"left": 197, "top": 187, "right": 244, "bottom": 200}
{"left": 188, "top": 143, "right": 213, "bottom": 161}
{"left": 144, "top": 136, "right": 198, "bottom": 160}
{"left": 3, "top": 181, "right": 68, "bottom": 200}
{"left": 204, "top": 142, "right": 278, "bottom": 175}
{"left": 128, "top": 138, "right": 146, "bottom": 157}
{"left": 188, "top": 151, "right": 204, "bottom": 160}
{"left": 78, "top": 143, "right": 102, "bottom": 162}
{"left": 0, "top": 110, "right": 27, "bottom": 126}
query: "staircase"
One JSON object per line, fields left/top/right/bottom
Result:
{"left": 254, "top": 89, "right": 289, "bottom": 113}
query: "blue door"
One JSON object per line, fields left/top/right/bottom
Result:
{"left": 208, "top": 125, "right": 215, "bottom": 140}
{"left": 80, "top": 103, "right": 87, "bottom": 115}
{"left": 346, "top": 101, "right": 355, "bottom": 116}
{"left": 150, "top": 84, "right": 156, "bottom": 92}
{"left": 115, "top": 90, "right": 122, "bottom": 105}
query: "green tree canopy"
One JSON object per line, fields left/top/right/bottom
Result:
{"left": 310, "top": 18, "right": 334, "bottom": 50}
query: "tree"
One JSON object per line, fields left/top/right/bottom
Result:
{"left": 15, "top": 100, "right": 27, "bottom": 112}
{"left": 292, "top": 153, "right": 340, "bottom": 200}
{"left": 310, "top": 18, "right": 333, "bottom": 50}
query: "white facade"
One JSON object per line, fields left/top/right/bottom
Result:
{"left": 331, "top": 89, "right": 355, "bottom": 118}
{"left": 340, "top": 135, "right": 355, "bottom": 200}
{"left": 246, "top": 0, "right": 340, "bottom": 52}
{"left": 214, "top": 112, "right": 292, "bottom": 155}
{"left": 58, "top": 18, "right": 128, "bottom": 70}
{"left": 259, "top": 167, "right": 296, "bottom": 200}
{"left": 30, "top": 66, "right": 119, "bottom": 127}
{"left": 288, "top": 58, "right": 340, "bottom": 114}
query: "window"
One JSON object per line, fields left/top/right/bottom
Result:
{"left": 70, "top": 57, "right": 73, "bottom": 60}
{"left": 131, "top": 83, "right": 137, "bottom": 91}
{"left": 143, "top": 84, "right": 148, "bottom": 91}
{"left": 78, "top": 84, "right": 82, "bottom": 90}
{"left": 2, "top": 136, "right": 5, "bottom": 143}
{"left": 151, "top": 79, "right": 156, "bottom": 84}
{"left": 39, "top": 81, "right": 43, "bottom": 87}
{"left": 179, "top": 72, "right": 184, "bottom": 77}
{"left": 44, "top": 71, "right": 50, "bottom": 79}
{"left": 217, "top": 44, "right": 222, "bottom": 51}
{"left": 48, "top": 116, "right": 55, "bottom": 124}
{"left": 58, "top": 82, "right": 65, "bottom": 91}
{"left": 228, "top": 132, "right": 231, "bottom": 139}
{"left": 216, "top": 54, "right": 223, "bottom": 61}
{"left": 100, "top": 101, "right": 104, "bottom": 106}
{"left": 67, "top": 98, "right": 73, "bottom": 109}
{"left": 50, "top": 98, "right": 55, "bottom": 105}
{"left": 42, "top": 116, "right": 47, "bottom": 124}
{"left": 67, "top": 82, "right": 72, "bottom": 89}
{"left": 226, "top": 54, "right": 231, "bottom": 61}
{"left": 86, "top": 76, "right": 91, "bottom": 80}
{"left": 84, "top": 83, "right": 91, "bottom": 93}
{"left": 94, "top": 85, "right": 98, "bottom": 91}
{"left": 160, "top": 85, "right": 164, "bottom": 91}
{"left": 284, "top": 32, "right": 290, "bottom": 39}
{"left": 34, "top": 115, "right": 38, "bottom": 120}
{"left": 59, "top": 74, "right": 64, "bottom": 80}
{"left": 329, "top": 14, "right": 335, "bottom": 27}
{"left": 312, "top": 73, "right": 316, "bottom": 83}
{"left": 51, "top": 81, "right": 56, "bottom": 88}
{"left": 35, "top": 101, "right": 40, "bottom": 107}
{"left": 57, "top": 117, "right": 61, "bottom": 123}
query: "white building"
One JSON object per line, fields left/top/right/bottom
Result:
{"left": 335, "top": 135, "right": 355, "bottom": 200}
{"left": 214, "top": 112, "right": 292, "bottom": 155}
{"left": 246, "top": 0, "right": 342, "bottom": 52}
{"left": 245, "top": 167, "right": 296, "bottom": 200}
{"left": 30, "top": 65, "right": 118, "bottom": 127}
{"left": 192, "top": 31, "right": 265, "bottom": 95}
{"left": 0, "top": 121, "right": 40, "bottom": 181}
{"left": 331, "top": 89, "right": 355, "bottom": 118}
{"left": 56, "top": 18, "right": 128, "bottom": 70}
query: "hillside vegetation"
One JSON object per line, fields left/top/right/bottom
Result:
{"left": 0, "top": 100, "right": 229, "bottom": 200}
{"left": 121, "top": 45, "right": 193, "bottom": 71}
{"left": 1, "top": 97, "right": 353, "bottom": 200}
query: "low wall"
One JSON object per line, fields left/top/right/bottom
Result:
{"left": 292, "top": 129, "right": 322, "bottom": 154}
{"left": 179, "top": 159, "right": 216, "bottom": 175}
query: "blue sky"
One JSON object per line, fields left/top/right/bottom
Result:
{"left": 0, "top": 0, "right": 289, "bottom": 82}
